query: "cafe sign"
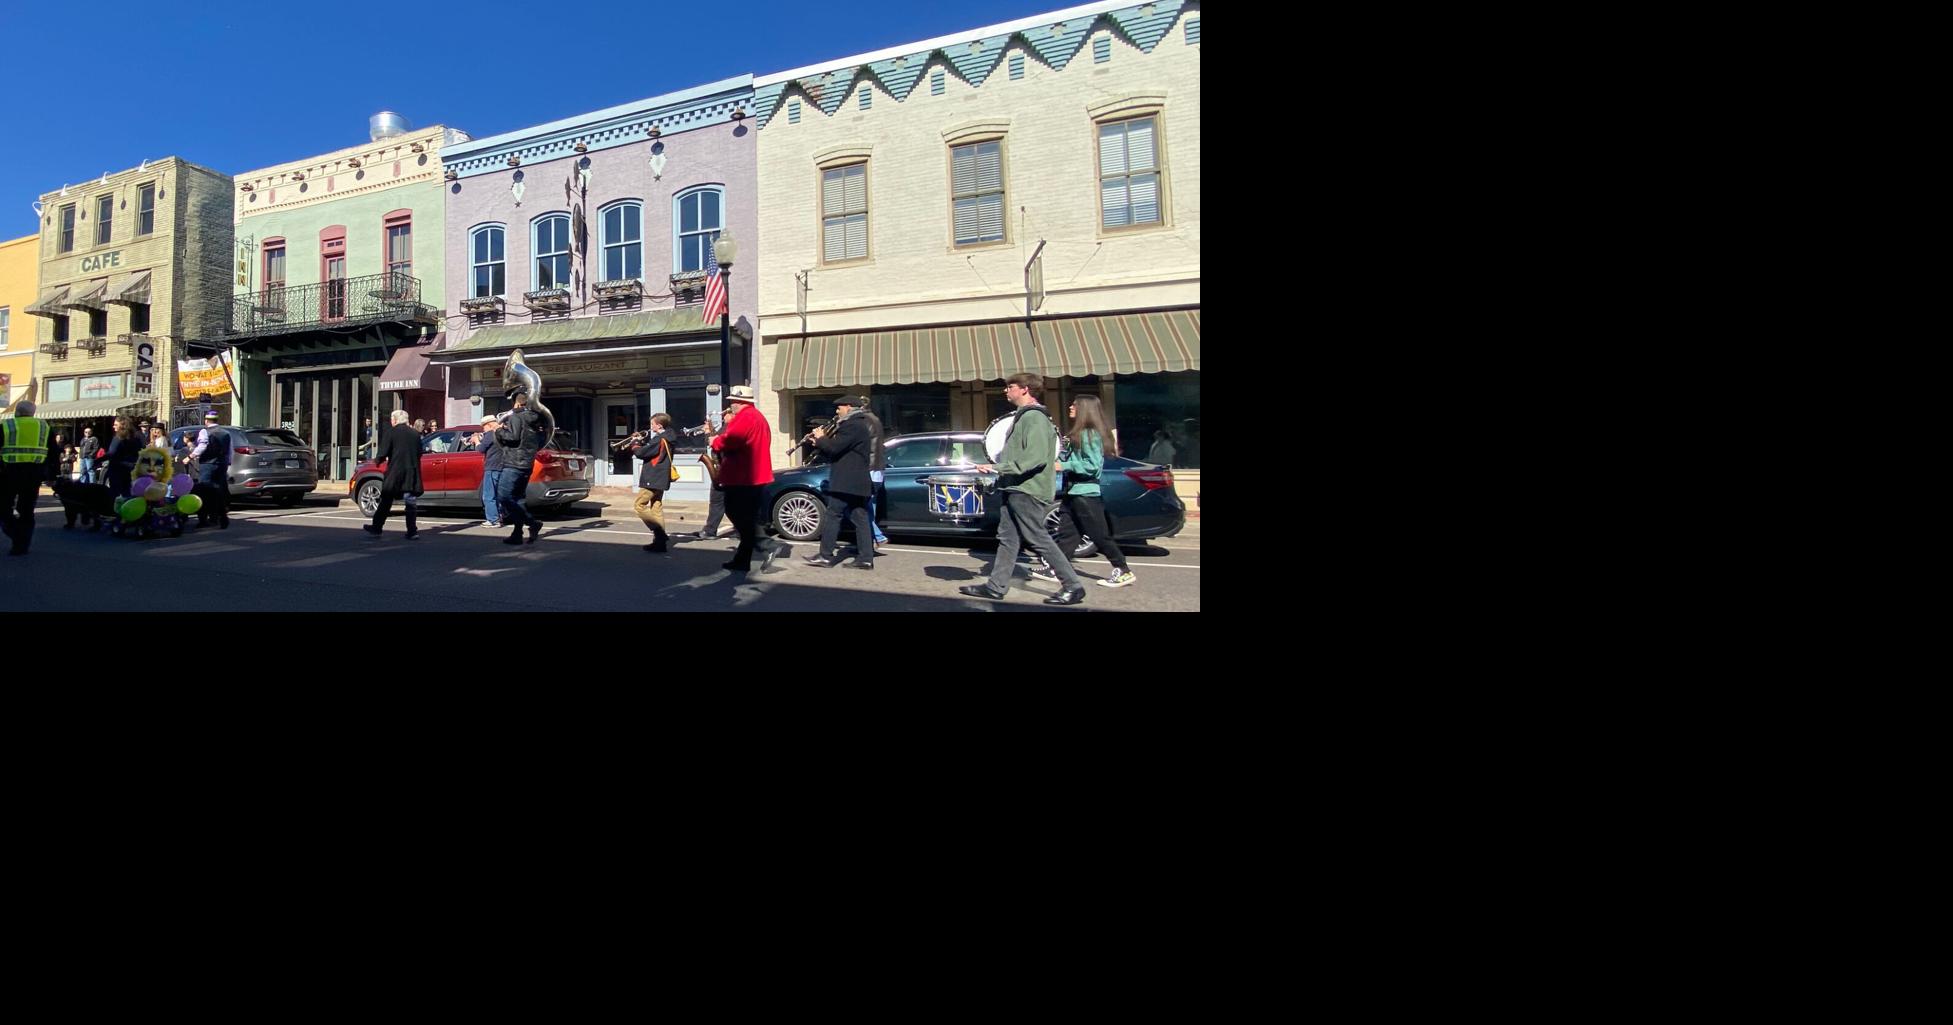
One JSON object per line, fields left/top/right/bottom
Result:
{"left": 79, "top": 250, "right": 123, "bottom": 274}
{"left": 135, "top": 340, "right": 156, "bottom": 396}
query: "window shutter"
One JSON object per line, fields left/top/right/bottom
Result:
{"left": 975, "top": 143, "right": 1003, "bottom": 193}
{"left": 1094, "top": 36, "right": 1111, "bottom": 63}
{"left": 844, "top": 214, "right": 867, "bottom": 260}
{"left": 1126, "top": 118, "right": 1157, "bottom": 173}
{"left": 789, "top": 100, "right": 801, "bottom": 124}
{"left": 1099, "top": 123, "right": 1127, "bottom": 177}
{"left": 1010, "top": 53, "right": 1025, "bottom": 80}
{"left": 931, "top": 70, "right": 945, "bottom": 95}
{"left": 841, "top": 166, "right": 866, "bottom": 214}
{"left": 822, "top": 168, "right": 847, "bottom": 214}
{"left": 1129, "top": 173, "right": 1159, "bottom": 225}
{"left": 951, "top": 146, "right": 978, "bottom": 195}
{"left": 953, "top": 197, "right": 980, "bottom": 244}
{"left": 977, "top": 194, "right": 1004, "bottom": 242}
{"left": 1101, "top": 179, "right": 1129, "bottom": 228}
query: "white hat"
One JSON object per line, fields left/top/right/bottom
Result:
{"left": 726, "top": 385, "right": 758, "bottom": 404}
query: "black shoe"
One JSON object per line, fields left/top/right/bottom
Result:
{"left": 504, "top": 533, "right": 524, "bottom": 545}
{"left": 959, "top": 583, "right": 1007, "bottom": 600}
{"left": 851, "top": 561, "right": 874, "bottom": 571}
{"left": 803, "top": 554, "right": 839, "bottom": 568}
{"left": 527, "top": 523, "right": 541, "bottom": 544}
{"left": 644, "top": 542, "right": 668, "bottom": 553}
{"left": 363, "top": 524, "right": 381, "bottom": 536}
{"left": 760, "top": 544, "right": 784, "bottom": 571}
{"left": 1043, "top": 587, "right": 1086, "bottom": 606}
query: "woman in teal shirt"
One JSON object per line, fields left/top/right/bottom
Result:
{"left": 1051, "top": 396, "right": 1135, "bottom": 588}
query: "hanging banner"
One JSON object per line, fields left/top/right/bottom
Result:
{"left": 177, "top": 351, "right": 234, "bottom": 397}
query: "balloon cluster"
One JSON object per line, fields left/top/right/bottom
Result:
{"left": 114, "top": 472, "right": 203, "bottom": 538}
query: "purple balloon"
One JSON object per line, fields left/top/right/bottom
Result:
{"left": 131, "top": 475, "right": 155, "bottom": 498}
{"left": 170, "top": 474, "right": 194, "bottom": 497}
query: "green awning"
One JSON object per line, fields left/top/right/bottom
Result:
{"left": 429, "top": 308, "right": 738, "bottom": 362}
{"left": 771, "top": 308, "right": 1200, "bottom": 390}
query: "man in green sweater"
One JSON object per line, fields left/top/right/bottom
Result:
{"left": 958, "top": 373, "right": 1086, "bottom": 606}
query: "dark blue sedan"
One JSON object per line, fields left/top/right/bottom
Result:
{"left": 761, "top": 430, "right": 1186, "bottom": 554}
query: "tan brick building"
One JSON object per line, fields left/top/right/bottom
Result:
{"left": 21, "top": 158, "right": 233, "bottom": 437}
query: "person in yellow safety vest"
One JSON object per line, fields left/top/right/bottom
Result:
{"left": 2, "top": 399, "right": 62, "bottom": 556}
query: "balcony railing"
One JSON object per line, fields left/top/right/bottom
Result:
{"left": 229, "top": 271, "right": 436, "bottom": 337}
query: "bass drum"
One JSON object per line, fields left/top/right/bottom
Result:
{"left": 981, "top": 411, "right": 1065, "bottom": 463}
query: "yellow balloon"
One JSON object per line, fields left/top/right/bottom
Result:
{"left": 143, "top": 482, "right": 168, "bottom": 503}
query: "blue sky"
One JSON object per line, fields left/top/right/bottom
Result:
{"left": 0, "top": 0, "right": 1087, "bottom": 239}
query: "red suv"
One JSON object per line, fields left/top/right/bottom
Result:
{"left": 349, "top": 424, "right": 594, "bottom": 516}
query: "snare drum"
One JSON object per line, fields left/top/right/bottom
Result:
{"left": 920, "top": 474, "right": 989, "bottom": 522}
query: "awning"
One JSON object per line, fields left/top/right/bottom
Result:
{"left": 107, "top": 270, "right": 152, "bottom": 307}
{"left": 60, "top": 279, "right": 109, "bottom": 312}
{"left": 24, "top": 285, "right": 70, "bottom": 317}
{"left": 429, "top": 308, "right": 743, "bottom": 362}
{"left": 378, "top": 334, "right": 445, "bottom": 392}
{"left": 28, "top": 398, "right": 148, "bottom": 420}
{"left": 770, "top": 307, "right": 1201, "bottom": 390}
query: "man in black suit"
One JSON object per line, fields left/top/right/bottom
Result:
{"left": 801, "top": 395, "right": 876, "bottom": 571}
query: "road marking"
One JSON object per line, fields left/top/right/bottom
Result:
{"left": 147, "top": 542, "right": 249, "bottom": 556}
{"left": 272, "top": 552, "right": 374, "bottom": 568}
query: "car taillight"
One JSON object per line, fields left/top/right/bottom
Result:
{"left": 233, "top": 446, "right": 256, "bottom": 454}
{"left": 1124, "top": 468, "right": 1175, "bottom": 490}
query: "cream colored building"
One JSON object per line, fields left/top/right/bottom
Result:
{"left": 20, "top": 158, "right": 232, "bottom": 435}
{"left": 754, "top": 0, "right": 1200, "bottom": 485}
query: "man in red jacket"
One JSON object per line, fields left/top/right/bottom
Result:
{"left": 709, "top": 385, "right": 784, "bottom": 573}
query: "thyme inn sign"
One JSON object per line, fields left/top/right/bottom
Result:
{"left": 79, "top": 250, "right": 123, "bottom": 273}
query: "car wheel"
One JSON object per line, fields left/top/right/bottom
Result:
{"left": 274, "top": 494, "right": 303, "bottom": 507}
{"left": 356, "top": 479, "right": 382, "bottom": 516}
{"left": 1042, "top": 505, "right": 1097, "bottom": 559}
{"left": 772, "top": 491, "right": 825, "bottom": 541}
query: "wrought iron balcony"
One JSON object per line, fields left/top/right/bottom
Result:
{"left": 228, "top": 271, "right": 436, "bottom": 338}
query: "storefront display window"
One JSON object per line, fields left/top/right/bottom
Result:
{"left": 47, "top": 378, "right": 78, "bottom": 402}
{"left": 1111, "top": 370, "right": 1199, "bottom": 468}
{"left": 869, "top": 386, "right": 952, "bottom": 438}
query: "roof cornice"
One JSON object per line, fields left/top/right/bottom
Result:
{"left": 441, "top": 75, "right": 755, "bottom": 180}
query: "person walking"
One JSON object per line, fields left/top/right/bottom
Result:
{"left": 1050, "top": 395, "right": 1134, "bottom": 588}
{"left": 187, "top": 410, "right": 233, "bottom": 528}
{"left": 802, "top": 395, "right": 876, "bottom": 571}
{"left": 708, "top": 385, "right": 782, "bottom": 573}
{"left": 476, "top": 415, "right": 502, "bottom": 528}
{"left": 77, "top": 427, "right": 99, "bottom": 484}
{"left": 859, "top": 403, "right": 889, "bottom": 552}
{"left": 363, "top": 410, "right": 424, "bottom": 539}
{"left": 0, "top": 400, "right": 60, "bottom": 557}
{"left": 494, "top": 389, "right": 546, "bottom": 546}
{"left": 958, "top": 373, "right": 1085, "bottom": 605}
{"left": 631, "top": 413, "right": 677, "bottom": 553}
{"left": 103, "top": 416, "right": 142, "bottom": 499}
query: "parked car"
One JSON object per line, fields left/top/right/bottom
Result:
{"left": 348, "top": 424, "right": 594, "bottom": 516}
{"left": 761, "top": 430, "right": 1184, "bottom": 554}
{"left": 166, "top": 425, "right": 319, "bottom": 506}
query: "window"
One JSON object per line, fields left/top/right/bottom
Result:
{"left": 130, "top": 302, "right": 149, "bottom": 333}
{"left": 385, "top": 212, "right": 412, "bottom": 279}
{"left": 884, "top": 438, "right": 945, "bottom": 468}
{"left": 1094, "top": 35, "right": 1112, "bottom": 63}
{"left": 471, "top": 224, "right": 506, "bottom": 297}
{"left": 137, "top": 183, "right": 155, "bottom": 235}
{"left": 1, "top": 307, "right": 8, "bottom": 349}
{"left": 674, "top": 188, "right": 723, "bottom": 273}
{"left": 821, "top": 163, "right": 868, "bottom": 263}
{"left": 931, "top": 70, "right": 945, "bottom": 96}
{"left": 600, "top": 202, "right": 642, "bottom": 281}
{"left": 58, "top": 205, "right": 75, "bottom": 253}
{"left": 1010, "top": 53, "right": 1025, "bottom": 80}
{"left": 1098, "top": 116, "right": 1162, "bottom": 229}
{"left": 78, "top": 373, "right": 124, "bottom": 399}
{"left": 263, "top": 241, "right": 287, "bottom": 310}
{"left": 96, "top": 194, "right": 114, "bottom": 244}
{"left": 47, "top": 378, "right": 77, "bottom": 402}
{"left": 88, "top": 308, "right": 107, "bottom": 337}
{"left": 951, "top": 141, "right": 1005, "bottom": 246}
{"left": 1115, "top": 370, "right": 1200, "bottom": 469}
{"left": 321, "top": 226, "right": 347, "bottom": 321}
{"left": 788, "top": 99, "right": 801, "bottom": 124}
{"left": 533, "top": 214, "right": 571, "bottom": 289}
{"left": 859, "top": 85, "right": 872, "bottom": 110}
{"left": 53, "top": 316, "right": 69, "bottom": 343}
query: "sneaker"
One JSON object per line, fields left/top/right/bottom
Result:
{"left": 1026, "top": 565, "right": 1059, "bottom": 584}
{"left": 1098, "top": 570, "right": 1137, "bottom": 588}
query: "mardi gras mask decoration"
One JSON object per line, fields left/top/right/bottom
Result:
{"left": 135, "top": 446, "right": 172, "bottom": 482}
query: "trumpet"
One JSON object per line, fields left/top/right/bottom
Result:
{"left": 611, "top": 430, "right": 647, "bottom": 452}
{"left": 681, "top": 421, "right": 714, "bottom": 437}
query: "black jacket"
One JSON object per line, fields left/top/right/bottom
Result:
{"left": 496, "top": 408, "right": 544, "bottom": 467}
{"left": 860, "top": 410, "right": 886, "bottom": 472}
{"left": 478, "top": 432, "right": 503, "bottom": 472}
{"left": 814, "top": 413, "right": 874, "bottom": 497}
{"left": 373, "top": 423, "right": 425, "bottom": 497}
{"left": 633, "top": 429, "right": 675, "bottom": 491}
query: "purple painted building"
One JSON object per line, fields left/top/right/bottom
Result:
{"left": 431, "top": 75, "right": 756, "bottom": 492}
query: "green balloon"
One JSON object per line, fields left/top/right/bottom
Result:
{"left": 120, "top": 497, "right": 149, "bottom": 523}
{"left": 176, "top": 493, "right": 203, "bottom": 515}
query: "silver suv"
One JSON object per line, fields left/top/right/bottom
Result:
{"left": 167, "top": 425, "right": 319, "bottom": 506}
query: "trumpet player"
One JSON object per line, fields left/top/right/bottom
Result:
{"left": 802, "top": 395, "right": 876, "bottom": 571}
{"left": 630, "top": 413, "right": 677, "bottom": 553}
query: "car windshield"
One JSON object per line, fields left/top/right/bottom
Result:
{"left": 246, "top": 430, "right": 306, "bottom": 447}
{"left": 950, "top": 439, "right": 990, "bottom": 465}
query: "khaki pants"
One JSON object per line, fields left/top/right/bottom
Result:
{"left": 633, "top": 487, "right": 668, "bottom": 543}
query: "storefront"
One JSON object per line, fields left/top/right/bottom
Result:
{"left": 430, "top": 308, "right": 749, "bottom": 500}
{"left": 768, "top": 306, "right": 1199, "bottom": 475}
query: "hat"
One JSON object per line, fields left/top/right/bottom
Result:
{"left": 835, "top": 394, "right": 869, "bottom": 409}
{"left": 203, "top": 410, "right": 221, "bottom": 421}
{"left": 726, "top": 385, "right": 758, "bottom": 404}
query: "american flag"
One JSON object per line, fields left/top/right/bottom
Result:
{"left": 700, "top": 236, "right": 727, "bottom": 323}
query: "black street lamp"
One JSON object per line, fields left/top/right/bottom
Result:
{"left": 714, "top": 230, "right": 738, "bottom": 390}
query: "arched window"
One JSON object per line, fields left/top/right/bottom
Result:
{"left": 599, "top": 200, "right": 642, "bottom": 282}
{"left": 470, "top": 224, "right": 506, "bottom": 298}
{"left": 673, "top": 186, "right": 724, "bottom": 273}
{"left": 533, "top": 213, "right": 571, "bottom": 290}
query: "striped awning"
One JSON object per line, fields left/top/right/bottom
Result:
{"left": 107, "top": 270, "right": 152, "bottom": 306}
{"left": 60, "top": 279, "right": 109, "bottom": 312}
{"left": 24, "top": 285, "right": 70, "bottom": 317}
{"left": 28, "top": 398, "right": 148, "bottom": 420}
{"left": 771, "top": 308, "right": 1200, "bottom": 390}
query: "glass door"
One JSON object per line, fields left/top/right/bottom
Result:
{"left": 324, "top": 257, "right": 347, "bottom": 322}
{"left": 603, "top": 396, "right": 650, "bottom": 484}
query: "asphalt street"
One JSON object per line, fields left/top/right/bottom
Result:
{"left": 2, "top": 494, "right": 1200, "bottom": 612}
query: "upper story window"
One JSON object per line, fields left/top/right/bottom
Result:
{"left": 534, "top": 214, "right": 571, "bottom": 289}
{"left": 137, "top": 183, "right": 156, "bottom": 235}
{"left": 95, "top": 194, "right": 115, "bottom": 244}
{"left": 53, "top": 314, "right": 70, "bottom": 343}
{"left": 263, "top": 240, "right": 287, "bottom": 293}
{"left": 385, "top": 211, "right": 412, "bottom": 279}
{"left": 674, "top": 187, "right": 723, "bottom": 273}
{"left": 58, "top": 205, "right": 75, "bottom": 253}
{"left": 1098, "top": 115, "right": 1162, "bottom": 230}
{"left": 1, "top": 307, "right": 9, "bottom": 350}
{"left": 88, "top": 307, "right": 107, "bottom": 338}
{"left": 951, "top": 140, "right": 1006, "bottom": 246}
{"left": 471, "top": 224, "right": 506, "bottom": 298}
{"left": 600, "top": 201, "right": 643, "bottom": 282}
{"left": 821, "top": 163, "right": 868, "bottom": 264}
